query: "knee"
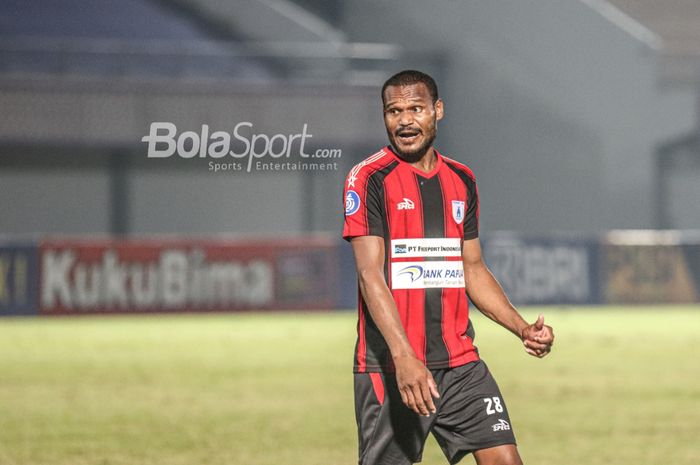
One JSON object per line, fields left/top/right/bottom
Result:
{"left": 502, "top": 455, "right": 523, "bottom": 465}
{"left": 491, "top": 453, "right": 522, "bottom": 465}
{"left": 474, "top": 445, "right": 523, "bottom": 465}
{"left": 501, "top": 450, "right": 523, "bottom": 465}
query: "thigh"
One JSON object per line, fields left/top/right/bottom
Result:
{"left": 431, "top": 361, "right": 517, "bottom": 464}
{"left": 355, "top": 372, "right": 434, "bottom": 465}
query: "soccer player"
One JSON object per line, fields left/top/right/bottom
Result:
{"left": 342, "top": 70, "right": 554, "bottom": 465}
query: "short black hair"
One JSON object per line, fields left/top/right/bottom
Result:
{"left": 381, "top": 70, "right": 439, "bottom": 104}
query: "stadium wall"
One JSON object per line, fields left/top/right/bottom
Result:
{"left": 0, "top": 80, "right": 386, "bottom": 235}
{"left": 2, "top": 232, "right": 700, "bottom": 316}
{"left": 340, "top": 0, "right": 697, "bottom": 233}
{"left": 2, "top": 3, "right": 697, "bottom": 236}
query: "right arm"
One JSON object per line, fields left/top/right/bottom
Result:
{"left": 351, "top": 235, "right": 439, "bottom": 416}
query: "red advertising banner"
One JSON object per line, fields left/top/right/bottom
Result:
{"left": 39, "top": 237, "right": 338, "bottom": 315}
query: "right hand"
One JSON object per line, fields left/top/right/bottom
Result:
{"left": 520, "top": 314, "right": 554, "bottom": 358}
{"left": 393, "top": 354, "right": 440, "bottom": 416}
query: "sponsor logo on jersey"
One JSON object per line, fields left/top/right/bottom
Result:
{"left": 391, "top": 261, "right": 465, "bottom": 289}
{"left": 391, "top": 238, "right": 461, "bottom": 258}
{"left": 397, "top": 265, "right": 423, "bottom": 283}
{"left": 491, "top": 419, "right": 511, "bottom": 432}
{"left": 345, "top": 190, "right": 361, "bottom": 215}
{"left": 452, "top": 200, "right": 466, "bottom": 224}
{"left": 397, "top": 198, "right": 415, "bottom": 210}
{"left": 394, "top": 244, "right": 408, "bottom": 254}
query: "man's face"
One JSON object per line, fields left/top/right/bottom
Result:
{"left": 383, "top": 82, "right": 443, "bottom": 162}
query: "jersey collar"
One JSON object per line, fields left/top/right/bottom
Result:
{"left": 386, "top": 145, "right": 443, "bottom": 179}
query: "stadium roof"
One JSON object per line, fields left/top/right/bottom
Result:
{"left": 0, "top": 0, "right": 277, "bottom": 81}
{"left": 607, "top": 0, "right": 700, "bottom": 85}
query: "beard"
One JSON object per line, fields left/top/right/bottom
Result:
{"left": 387, "top": 122, "right": 437, "bottom": 163}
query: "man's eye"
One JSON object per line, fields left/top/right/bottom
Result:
{"left": 412, "top": 107, "right": 422, "bottom": 113}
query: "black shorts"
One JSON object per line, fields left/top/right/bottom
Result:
{"left": 354, "top": 360, "right": 516, "bottom": 465}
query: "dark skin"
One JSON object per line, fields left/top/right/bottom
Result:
{"left": 383, "top": 81, "right": 443, "bottom": 166}
{"left": 351, "top": 82, "right": 555, "bottom": 465}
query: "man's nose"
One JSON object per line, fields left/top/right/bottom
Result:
{"left": 398, "top": 112, "right": 413, "bottom": 126}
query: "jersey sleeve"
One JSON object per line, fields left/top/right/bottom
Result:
{"left": 342, "top": 170, "right": 385, "bottom": 241}
{"left": 463, "top": 175, "right": 479, "bottom": 240}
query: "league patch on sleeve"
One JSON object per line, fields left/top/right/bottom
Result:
{"left": 345, "top": 190, "right": 361, "bottom": 215}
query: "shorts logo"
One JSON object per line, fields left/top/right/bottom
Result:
{"left": 394, "top": 244, "right": 407, "bottom": 254}
{"left": 491, "top": 419, "right": 511, "bottom": 432}
{"left": 345, "top": 190, "right": 361, "bottom": 215}
{"left": 397, "top": 198, "right": 415, "bottom": 210}
{"left": 452, "top": 200, "right": 465, "bottom": 224}
{"left": 397, "top": 265, "right": 423, "bottom": 283}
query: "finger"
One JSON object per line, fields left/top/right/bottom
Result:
{"left": 534, "top": 314, "right": 545, "bottom": 330}
{"left": 419, "top": 383, "right": 436, "bottom": 415}
{"left": 546, "top": 326, "right": 555, "bottom": 339}
{"left": 403, "top": 388, "right": 419, "bottom": 414}
{"left": 525, "top": 347, "right": 538, "bottom": 357}
{"left": 411, "top": 385, "right": 430, "bottom": 416}
{"left": 529, "top": 347, "right": 546, "bottom": 358}
{"left": 533, "top": 337, "right": 554, "bottom": 346}
{"left": 537, "top": 327, "right": 555, "bottom": 343}
{"left": 399, "top": 387, "right": 408, "bottom": 406}
{"left": 524, "top": 339, "right": 549, "bottom": 351}
{"left": 535, "top": 346, "right": 552, "bottom": 357}
{"left": 532, "top": 331, "right": 554, "bottom": 343}
{"left": 428, "top": 375, "right": 440, "bottom": 400}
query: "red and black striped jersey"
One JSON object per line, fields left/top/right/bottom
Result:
{"left": 343, "top": 146, "right": 481, "bottom": 373}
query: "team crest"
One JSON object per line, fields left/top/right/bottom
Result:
{"left": 452, "top": 200, "right": 465, "bottom": 224}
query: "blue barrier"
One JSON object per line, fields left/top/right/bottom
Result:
{"left": 0, "top": 241, "right": 39, "bottom": 316}
{"left": 481, "top": 233, "right": 601, "bottom": 305}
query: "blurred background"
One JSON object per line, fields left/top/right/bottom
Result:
{"left": 1, "top": 3, "right": 699, "bottom": 465}
{"left": 3, "top": 0, "right": 700, "bottom": 233}
{"left": 1, "top": 0, "right": 700, "bottom": 310}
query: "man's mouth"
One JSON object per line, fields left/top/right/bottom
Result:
{"left": 396, "top": 129, "right": 421, "bottom": 144}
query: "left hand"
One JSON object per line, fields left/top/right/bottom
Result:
{"left": 520, "top": 314, "right": 554, "bottom": 358}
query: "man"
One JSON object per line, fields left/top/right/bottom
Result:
{"left": 342, "top": 70, "right": 554, "bottom": 465}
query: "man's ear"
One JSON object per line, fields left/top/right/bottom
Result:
{"left": 435, "top": 99, "right": 444, "bottom": 121}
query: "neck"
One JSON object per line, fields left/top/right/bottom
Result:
{"left": 409, "top": 148, "right": 437, "bottom": 173}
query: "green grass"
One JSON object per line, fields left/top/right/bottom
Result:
{"left": 0, "top": 307, "right": 699, "bottom": 465}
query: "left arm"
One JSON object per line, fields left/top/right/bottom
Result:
{"left": 462, "top": 238, "right": 554, "bottom": 357}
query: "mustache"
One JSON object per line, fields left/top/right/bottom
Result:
{"left": 395, "top": 127, "right": 422, "bottom": 136}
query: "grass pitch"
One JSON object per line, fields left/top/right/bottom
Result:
{"left": 0, "top": 307, "right": 699, "bottom": 465}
